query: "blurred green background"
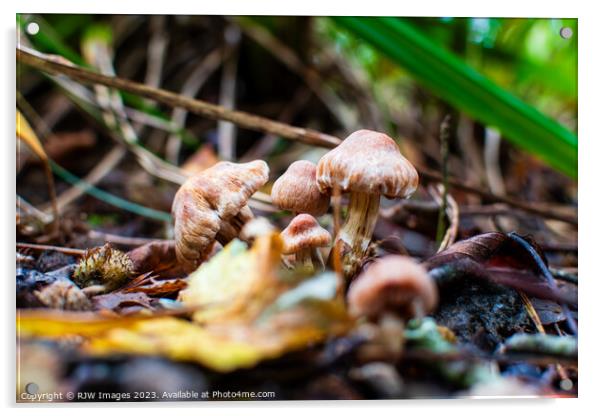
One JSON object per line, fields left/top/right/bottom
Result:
{"left": 17, "top": 15, "right": 578, "bottom": 179}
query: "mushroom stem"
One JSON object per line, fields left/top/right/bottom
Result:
{"left": 295, "top": 247, "right": 315, "bottom": 272}
{"left": 292, "top": 247, "right": 326, "bottom": 273}
{"left": 311, "top": 247, "right": 325, "bottom": 271}
{"left": 378, "top": 312, "right": 406, "bottom": 362}
{"left": 337, "top": 192, "right": 380, "bottom": 277}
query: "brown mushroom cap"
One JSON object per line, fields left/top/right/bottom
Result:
{"left": 189, "top": 160, "right": 269, "bottom": 219}
{"left": 347, "top": 255, "right": 438, "bottom": 320}
{"left": 280, "top": 214, "right": 332, "bottom": 254}
{"left": 271, "top": 160, "right": 330, "bottom": 216}
{"left": 172, "top": 160, "right": 269, "bottom": 270}
{"left": 316, "top": 130, "right": 419, "bottom": 198}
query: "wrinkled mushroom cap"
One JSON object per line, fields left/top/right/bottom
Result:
{"left": 185, "top": 160, "right": 269, "bottom": 219}
{"left": 280, "top": 214, "right": 332, "bottom": 254}
{"left": 172, "top": 160, "right": 269, "bottom": 271}
{"left": 316, "top": 130, "right": 418, "bottom": 198}
{"left": 347, "top": 255, "right": 438, "bottom": 319}
{"left": 271, "top": 160, "right": 330, "bottom": 216}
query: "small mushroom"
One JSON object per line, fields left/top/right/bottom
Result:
{"left": 316, "top": 130, "right": 418, "bottom": 278}
{"left": 172, "top": 160, "right": 269, "bottom": 272}
{"left": 347, "top": 255, "right": 437, "bottom": 362}
{"left": 280, "top": 214, "right": 332, "bottom": 273}
{"left": 271, "top": 160, "right": 330, "bottom": 216}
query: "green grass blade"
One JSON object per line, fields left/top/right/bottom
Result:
{"left": 332, "top": 17, "right": 577, "bottom": 178}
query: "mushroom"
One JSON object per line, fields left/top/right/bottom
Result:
{"left": 316, "top": 130, "right": 419, "bottom": 278}
{"left": 347, "top": 255, "right": 437, "bottom": 362}
{"left": 271, "top": 160, "right": 330, "bottom": 216}
{"left": 280, "top": 213, "right": 332, "bottom": 272}
{"left": 172, "top": 160, "right": 269, "bottom": 272}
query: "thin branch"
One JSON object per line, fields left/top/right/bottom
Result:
{"left": 435, "top": 115, "right": 451, "bottom": 245}
{"left": 419, "top": 168, "right": 577, "bottom": 225}
{"left": 17, "top": 242, "right": 86, "bottom": 256}
{"left": 17, "top": 46, "right": 577, "bottom": 225}
{"left": 87, "top": 230, "right": 167, "bottom": 247}
{"left": 17, "top": 46, "right": 341, "bottom": 148}
{"left": 144, "top": 16, "right": 169, "bottom": 93}
{"left": 166, "top": 47, "right": 224, "bottom": 164}
{"left": 217, "top": 25, "right": 241, "bottom": 161}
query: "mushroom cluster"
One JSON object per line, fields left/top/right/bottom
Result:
{"left": 169, "top": 130, "right": 438, "bottom": 360}
{"left": 171, "top": 130, "right": 419, "bottom": 285}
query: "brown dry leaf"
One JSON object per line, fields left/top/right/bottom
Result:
{"left": 181, "top": 143, "right": 219, "bottom": 175}
{"left": 424, "top": 232, "right": 576, "bottom": 305}
{"left": 17, "top": 233, "right": 352, "bottom": 372}
{"left": 121, "top": 275, "right": 187, "bottom": 297}
{"left": 34, "top": 280, "right": 92, "bottom": 311}
{"left": 126, "top": 240, "right": 186, "bottom": 277}
{"left": 92, "top": 291, "right": 154, "bottom": 311}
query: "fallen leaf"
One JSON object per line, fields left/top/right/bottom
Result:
{"left": 424, "top": 232, "right": 575, "bottom": 305}
{"left": 178, "top": 233, "right": 284, "bottom": 324}
{"left": 17, "top": 310, "right": 152, "bottom": 337}
{"left": 181, "top": 143, "right": 219, "bottom": 175}
{"left": 17, "top": 110, "right": 47, "bottom": 162}
{"left": 92, "top": 291, "right": 153, "bottom": 311}
{"left": 121, "top": 275, "right": 187, "bottom": 297}
{"left": 34, "top": 280, "right": 92, "bottom": 311}
{"left": 17, "top": 233, "right": 352, "bottom": 372}
{"left": 127, "top": 240, "right": 186, "bottom": 277}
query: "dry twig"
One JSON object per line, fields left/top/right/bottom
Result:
{"left": 17, "top": 46, "right": 577, "bottom": 225}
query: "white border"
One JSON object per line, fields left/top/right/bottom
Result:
{"left": 4, "top": 0, "right": 600, "bottom": 415}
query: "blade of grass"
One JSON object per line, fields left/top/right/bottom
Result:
{"left": 332, "top": 17, "right": 577, "bottom": 178}
{"left": 16, "top": 108, "right": 59, "bottom": 233}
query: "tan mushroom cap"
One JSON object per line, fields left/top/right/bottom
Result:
{"left": 347, "top": 255, "right": 438, "bottom": 320}
{"left": 271, "top": 160, "right": 330, "bottom": 216}
{"left": 316, "top": 130, "right": 419, "bottom": 198}
{"left": 280, "top": 214, "right": 332, "bottom": 254}
{"left": 172, "top": 160, "right": 269, "bottom": 270}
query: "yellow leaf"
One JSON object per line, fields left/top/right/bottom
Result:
{"left": 178, "top": 233, "right": 285, "bottom": 323}
{"left": 87, "top": 318, "right": 265, "bottom": 372}
{"left": 17, "top": 310, "right": 152, "bottom": 337}
{"left": 16, "top": 109, "right": 59, "bottom": 227}
{"left": 17, "top": 234, "right": 353, "bottom": 372}
{"left": 17, "top": 109, "right": 47, "bottom": 162}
